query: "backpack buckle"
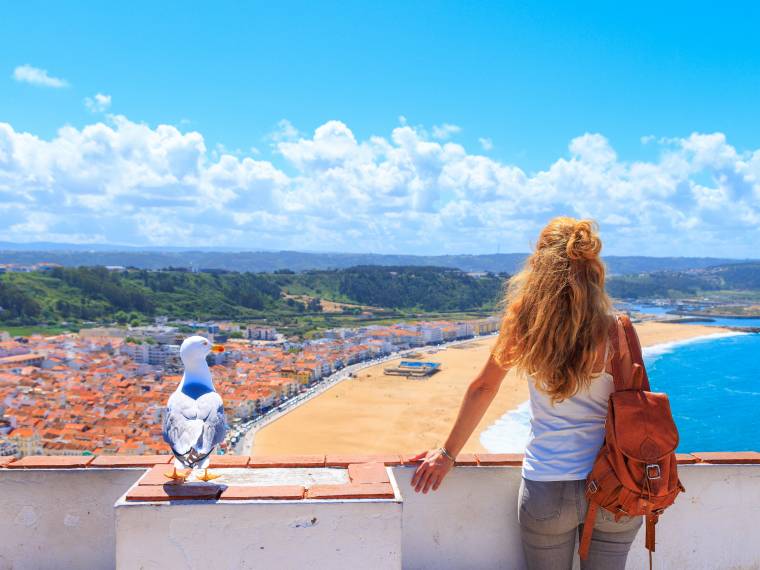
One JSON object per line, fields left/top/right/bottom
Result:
{"left": 587, "top": 480, "right": 599, "bottom": 494}
{"left": 646, "top": 464, "right": 661, "bottom": 480}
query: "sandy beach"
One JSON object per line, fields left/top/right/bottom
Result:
{"left": 252, "top": 321, "right": 734, "bottom": 456}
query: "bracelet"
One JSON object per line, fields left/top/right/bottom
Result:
{"left": 438, "top": 446, "right": 455, "bottom": 462}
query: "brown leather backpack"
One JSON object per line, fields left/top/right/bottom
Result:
{"left": 578, "top": 314, "right": 685, "bottom": 567}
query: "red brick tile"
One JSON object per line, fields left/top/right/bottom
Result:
{"left": 476, "top": 453, "right": 524, "bottom": 466}
{"left": 139, "top": 464, "right": 193, "bottom": 485}
{"left": 125, "top": 483, "right": 222, "bottom": 502}
{"left": 399, "top": 453, "right": 427, "bottom": 465}
{"left": 676, "top": 453, "right": 699, "bottom": 465}
{"left": 690, "top": 451, "right": 760, "bottom": 464}
{"left": 248, "top": 455, "right": 325, "bottom": 468}
{"left": 325, "top": 454, "right": 403, "bottom": 467}
{"left": 306, "top": 482, "right": 395, "bottom": 500}
{"left": 0, "top": 456, "right": 15, "bottom": 467}
{"left": 454, "top": 453, "right": 478, "bottom": 466}
{"left": 220, "top": 485, "right": 305, "bottom": 500}
{"left": 208, "top": 455, "right": 250, "bottom": 468}
{"left": 6, "top": 455, "right": 95, "bottom": 469}
{"left": 90, "top": 455, "right": 172, "bottom": 467}
{"left": 348, "top": 462, "right": 390, "bottom": 484}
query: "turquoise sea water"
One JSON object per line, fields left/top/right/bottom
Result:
{"left": 644, "top": 332, "right": 760, "bottom": 453}
{"left": 480, "top": 328, "right": 760, "bottom": 454}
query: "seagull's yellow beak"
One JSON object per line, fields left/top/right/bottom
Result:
{"left": 211, "top": 344, "right": 225, "bottom": 353}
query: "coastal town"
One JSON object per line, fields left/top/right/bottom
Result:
{"left": 0, "top": 317, "right": 500, "bottom": 459}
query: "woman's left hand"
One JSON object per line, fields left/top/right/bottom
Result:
{"left": 410, "top": 448, "right": 455, "bottom": 493}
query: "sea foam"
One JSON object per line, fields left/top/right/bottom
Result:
{"left": 479, "top": 400, "right": 531, "bottom": 453}
{"left": 641, "top": 331, "right": 745, "bottom": 363}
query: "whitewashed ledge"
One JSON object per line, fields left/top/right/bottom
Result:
{"left": 1, "top": 452, "right": 760, "bottom": 569}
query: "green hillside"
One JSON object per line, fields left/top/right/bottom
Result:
{"left": 606, "top": 263, "right": 760, "bottom": 299}
{"left": 3, "top": 261, "right": 760, "bottom": 329}
{"left": 0, "top": 265, "right": 507, "bottom": 326}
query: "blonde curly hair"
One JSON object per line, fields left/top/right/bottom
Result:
{"left": 490, "top": 216, "right": 614, "bottom": 403}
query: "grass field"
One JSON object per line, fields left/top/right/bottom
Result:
{"left": 0, "top": 325, "right": 74, "bottom": 337}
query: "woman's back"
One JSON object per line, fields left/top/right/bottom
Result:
{"left": 522, "top": 333, "right": 613, "bottom": 481}
{"left": 522, "top": 346, "right": 614, "bottom": 481}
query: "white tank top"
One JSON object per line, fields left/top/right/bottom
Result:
{"left": 522, "top": 338, "right": 613, "bottom": 481}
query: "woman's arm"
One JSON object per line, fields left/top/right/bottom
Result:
{"left": 410, "top": 353, "right": 509, "bottom": 493}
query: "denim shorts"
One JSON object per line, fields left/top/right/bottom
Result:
{"left": 517, "top": 477, "right": 643, "bottom": 570}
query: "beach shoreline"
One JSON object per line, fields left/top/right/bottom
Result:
{"left": 252, "top": 321, "right": 739, "bottom": 456}
{"left": 479, "top": 327, "right": 749, "bottom": 453}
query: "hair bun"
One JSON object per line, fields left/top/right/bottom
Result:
{"left": 566, "top": 220, "right": 601, "bottom": 261}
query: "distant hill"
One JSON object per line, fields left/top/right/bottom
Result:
{"left": 3, "top": 261, "right": 760, "bottom": 327}
{"left": 0, "top": 245, "right": 753, "bottom": 275}
{"left": 607, "top": 262, "right": 760, "bottom": 299}
{"left": 0, "top": 265, "right": 505, "bottom": 325}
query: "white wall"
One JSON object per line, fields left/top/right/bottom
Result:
{"left": 392, "top": 464, "right": 760, "bottom": 570}
{"left": 115, "top": 499, "right": 403, "bottom": 570}
{"left": 394, "top": 466, "right": 525, "bottom": 570}
{"left": 2, "top": 464, "right": 760, "bottom": 570}
{"left": 0, "top": 468, "right": 144, "bottom": 570}
{"left": 626, "top": 465, "right": 760, "bottom": 570}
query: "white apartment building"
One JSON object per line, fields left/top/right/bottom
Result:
{"left": 246, "top": 326, "right": 277, "bottom": 340}
{"left": 121, "top": 343, "right": 180, "bottom": 366}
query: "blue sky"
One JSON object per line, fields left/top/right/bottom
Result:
{"left": 1, "top": 1, "right": 760, "bottom": 256}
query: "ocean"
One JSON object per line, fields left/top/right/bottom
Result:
{"left": 480, "top": 327, "right": 760, "bottom": 454}
{"left": 646, "top": 332, "right": 760, "bottom": 452}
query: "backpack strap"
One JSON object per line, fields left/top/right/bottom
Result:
{"left": 610, "top": 314, "right": 651, "bottom": 392}
{"left": 578, "top": 501, "right": 599, "bottom": 560}
{"left": 619, "top": 314, "right": 651, "bottom": 391}
{"left": 609, "top": 314, "right": 626, "bottom": 392}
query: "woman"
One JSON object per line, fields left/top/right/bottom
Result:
{"left": 411, "top": 217, "right": 643, "bottom": 569}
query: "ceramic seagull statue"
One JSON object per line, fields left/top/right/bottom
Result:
{"left": 162, "top": 335, "right": 227, "bottom": 482}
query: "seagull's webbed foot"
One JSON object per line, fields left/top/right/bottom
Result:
{"left": 196, "top": 468, "right": 221, "bottom": 482}
{"left": 164, "top": 466, "right": 190, "bottom": 483}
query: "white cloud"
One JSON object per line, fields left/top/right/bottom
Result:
{"left": 479, "top": 137, "right": 494, "bottom": 151}
{"left": 84, "top": 93, "right": 112, "bottom": 113}
{"left": 569, "top": 133, "right": 617, "bottom": 165}
{"left": 12, "top": 64, "right": 68, "bottom": 88}
{"left": 0, "top": 116, "right": 758, "bottom": 256}
{"left": 269, "top": 119, "right": 299, "bottom": 142}
{"left": 431, "top": 123, "right": 461, "bottom": 140}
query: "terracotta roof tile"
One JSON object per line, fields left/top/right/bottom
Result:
{"left": 454, "top": 453, "right": 478, "bottom": 466}
{"left": 325, "top": 454, "right": 403, "bottom": 467}
{"left": 7, "top": 455, "right": 95, "bottom": 469}
{"left": 90, "top": 454, "right": 172, "bottom": 467}
{"left": 399, "top": 453, "right": 425, "bottom": 465}
{"left": 676, "top": 453, "right": 699, "bottom": 465}
{"left": 690, "top": 451, "right": 760, "bottom": 464}
{"left": 249, "top": 455, "right": 326, "bottom": 468}
{"left": 347, "top": 462, "right": 390, "bottom": 484}
{"left": 126, "top": 483, "right": 222, "bottom": 502}
{"left": 139, "top": 464, "right": 189, "bottom": 485}
{"left": 209, "top": 455, "right": 250, "bottom": 468}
